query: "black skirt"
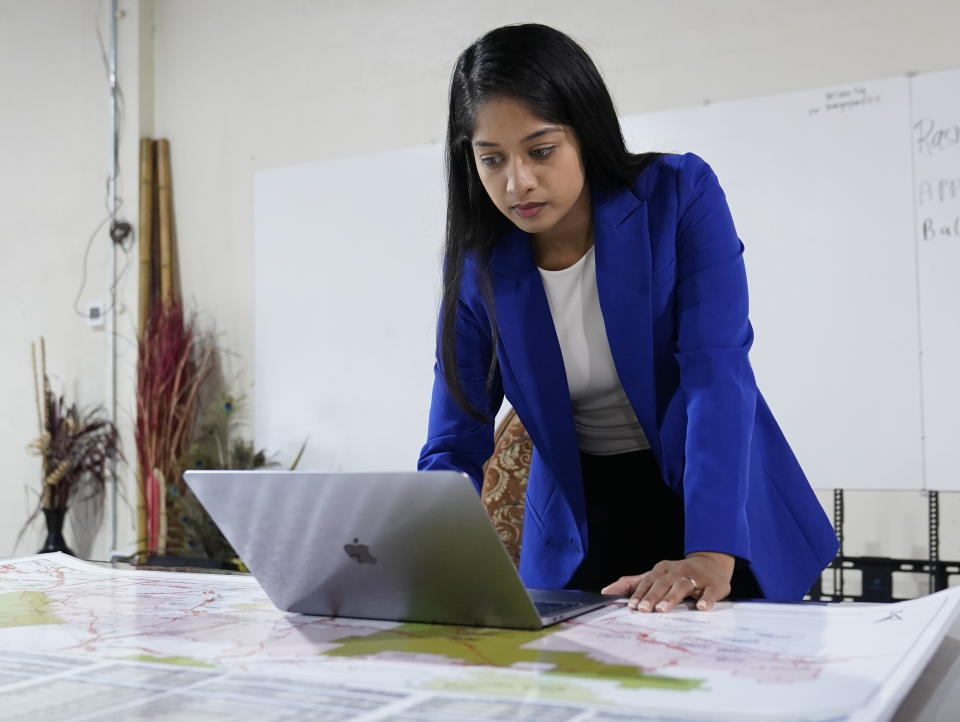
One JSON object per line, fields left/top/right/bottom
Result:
{"left": 565, "top": 449, "right": 762, "bottom": 599}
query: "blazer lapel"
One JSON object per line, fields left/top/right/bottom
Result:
{"left": 592, "top": 185, "right": 663, "bottom": 463}
{"left": 489, "top": 227, "right": 586, "bottom": 528}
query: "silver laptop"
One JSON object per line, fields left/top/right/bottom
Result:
{"left": 183, "top": 470, "right": 614, "bottom": 629}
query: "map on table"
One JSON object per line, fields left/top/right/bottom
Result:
{"left": 0, "top": 553, "right": 957, "bottom": 721}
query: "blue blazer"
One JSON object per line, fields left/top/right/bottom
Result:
{"left": 419, "top": 152, "right": 839, "bottom": 600}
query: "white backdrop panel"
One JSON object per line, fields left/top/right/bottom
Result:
{"left": 255, "top": 74, "right": 954, "bottom": 491}
{"left": 913, "top": 68, "right": 960, "bottom": 491}
{"left": 621, "top": 77, "right": 923, "bottom": 490}
{"left": 254, "top": 146, "right": 446, "bottom": 472}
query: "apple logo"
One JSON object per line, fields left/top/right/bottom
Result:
{"left": 344, "top": 538, "right": 378, "bottom": 565}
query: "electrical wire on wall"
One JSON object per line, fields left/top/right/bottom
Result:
{"left": 73, "top": 0, "right": 134, "bottom": 322}
{"left": 66, "top": 0, "right": 135, "bottom": 561}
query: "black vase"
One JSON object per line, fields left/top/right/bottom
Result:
{"left": 39, "top": 507, "right": 74, "bottom": 556}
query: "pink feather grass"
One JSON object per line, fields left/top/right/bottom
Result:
{"left": 135, "top": 302, "right": 213, "bottom": 555}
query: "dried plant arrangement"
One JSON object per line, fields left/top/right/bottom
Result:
{"left": 180, "top": 395, "right": 275, "bottom": 473}
{"left": 135, "top": 134, "right": 304, "bottom": 570}
{"left": 22, "top": 338, "right": 119, "bottom": 555}
{"left": 163, "top": 394, "right": 307, "bottom": 568}
{"left": 135, "top": 302, "right": 214, "bottom": 559}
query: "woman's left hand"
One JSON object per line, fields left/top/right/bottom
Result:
{"left": 600, "top": 552, "right": 735, "bottom": 612}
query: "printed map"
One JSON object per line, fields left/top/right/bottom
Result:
{"left": 0, "top": 553, "right": 957, "bottom": 721}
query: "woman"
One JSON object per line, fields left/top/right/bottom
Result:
{"left": 418, "top": 23, "right": 838, "bottom": 612}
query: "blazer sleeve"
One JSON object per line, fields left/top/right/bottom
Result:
{"left": 417, "top": 291, "right": 504, "bottom": 493}
{"left": 674, "top": 152, "right": 756, "bottom": 562}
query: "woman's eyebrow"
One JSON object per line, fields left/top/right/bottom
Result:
{"left": 472, "top": 126, "right": 563, "bottom": 147}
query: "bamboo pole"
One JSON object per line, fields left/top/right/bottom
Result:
{"left": 155, "top": 138, "right": 176, "bottom": 554}
{"left": 136, "top": 138, "right": 155, "bottom": 560}
{"left": 138, "top": 138, "right": 155, "bottom": 333}
{"left": 156, "top": 139, "right": 174, "bottom": 307}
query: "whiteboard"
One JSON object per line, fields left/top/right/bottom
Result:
{"left": 620, "top": 78, "right": 923, "bottom": 490}
{"left": 254, "top": 70, "right": 957, "bottom": 491}
{"left": 913, "top": 68, "right": 960, "bottom": 491}
{"left": 254, "top": 146, "right": 445, "bottom": 472}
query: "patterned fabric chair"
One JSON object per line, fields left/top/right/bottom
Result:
{"left": 481, "top": 408, "right": 532, "bottom": 567}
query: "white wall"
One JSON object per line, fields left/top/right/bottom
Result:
{"left": 149, "top": 0, "right": 960, "bottom": 593}
{"left": 0, "top": 0, "right": 143, "bottom": 559}
{"left": 4, "top": 1, "right": 960, "bottom": 586}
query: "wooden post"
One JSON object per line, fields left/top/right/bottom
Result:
{"left": 138, "top": 138, "right": 155, "bottom": 333}
{"left": 156, "top": 139, "right": 174, "bottom": 306}
{"left": 136, "top": 138, "right": 155, "bottom": 559}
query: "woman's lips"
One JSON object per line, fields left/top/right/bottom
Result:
{"left": 514, "top": 202, "right": 545, "bottom": 219}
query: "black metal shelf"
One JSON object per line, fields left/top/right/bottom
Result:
{"left": 805, "top": 490, "right": 958, "bottom": 603}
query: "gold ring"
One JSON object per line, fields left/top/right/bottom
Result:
{"left": 683, "top": 575, "right": 698, "bottom": 590}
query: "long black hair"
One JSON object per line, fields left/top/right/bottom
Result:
{"left": 441, "top": 23, "right": 665, "bottom": 422}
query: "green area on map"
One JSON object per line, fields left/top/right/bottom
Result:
{"left": 325, "top": 623, "right": 702, "bottom": 691}
{"left": 0, "top": 591, "right": 65, "bottom": 627}
{"left": 128, "top": 654, "right": 213, "bottom": 668}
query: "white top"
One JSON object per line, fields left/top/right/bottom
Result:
{"left": 537, "top": 246, "right": 651, "bottom": 455}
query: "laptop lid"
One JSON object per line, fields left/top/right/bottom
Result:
{"left": 183, "top": 470, "right": 610, "bottom": 629}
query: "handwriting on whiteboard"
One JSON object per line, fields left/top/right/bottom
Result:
{"left": 915, "top": 117, "right": 960, "bottom": 241}
{"left": 808, "top": 86, "right": 881, "bottom": 116}
{"left": 914, "top": 118, "right": 960, "bottom": 156}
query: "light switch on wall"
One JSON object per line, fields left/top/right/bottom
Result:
{"left": 87, "top": 302, "right": 105, "bottom": 328}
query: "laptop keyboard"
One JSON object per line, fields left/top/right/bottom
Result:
{"left": 534, "top": 600, "right": 586, "bottom": 617}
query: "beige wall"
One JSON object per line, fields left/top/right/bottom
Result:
{"left": 0, "top": 0, "right": 142, "bottom": 558}
{"left": 3, "top": 1, "right": 960, "bottom": 594}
